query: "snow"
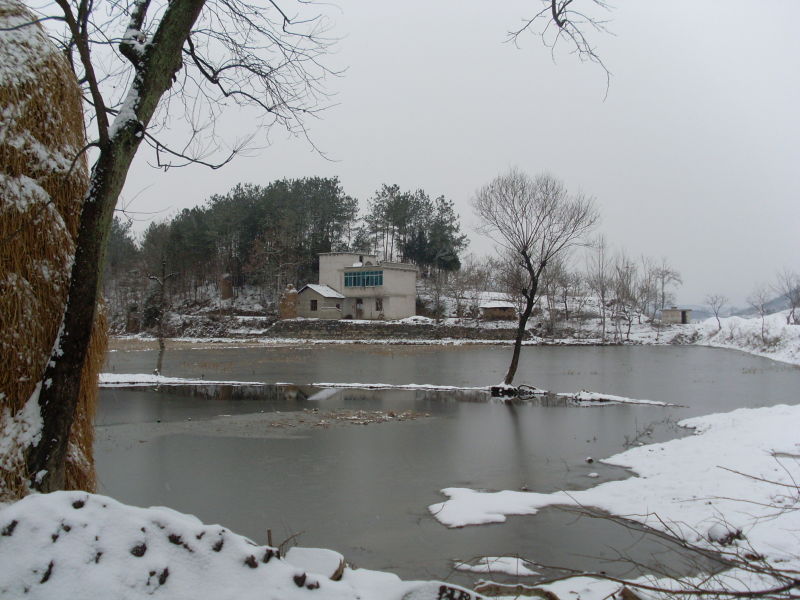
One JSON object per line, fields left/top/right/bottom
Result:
{"left": 560, "top": 390, "right": 674, "bottom": 407}
{"left": 478, "top": 301, "right": 516, "bottom": 309}
{"left": 107, "top": 87, "right": 141, "bottom": 139}
{"left": 429, "top": 403, "right": 800, "bottom": 565}
{"left": 99, "top": 373, "right": 268, "bottom": 387}
{"left": 0, "top": 383, "right": 42, "bottom": 483}
{"left": 0, "top": 5, "right": 60, "bottom": 86}
{"left": 284, "top": 547, "right": 344, "bottom": 579}
{"left": 454, "top": 556, "right": 538, "bottom": 577}
{"left": 311, "top": 382, "right": 490, "bottom": 392}
{"left": 0, "top": 492, "right": 485, "bottom": 599}
{"left": 537, "top": 576, "right": 622, "bottom": 600}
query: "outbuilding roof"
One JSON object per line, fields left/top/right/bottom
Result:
{"left": 298, "top": 284, "right": 345, "bottom": 299}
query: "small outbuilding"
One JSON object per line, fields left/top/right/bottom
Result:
{"left": 296, "top": 284, "right": 345, "bottom": 319}
{"left": 479, "top": 300, "right": 517, "bottom": 321}
{"left": 661, "top": 306, "right": 692, "bottom": 324}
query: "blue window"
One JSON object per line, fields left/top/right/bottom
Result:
{"left": 344, "top": 270, "right": 383, "bottom": 287}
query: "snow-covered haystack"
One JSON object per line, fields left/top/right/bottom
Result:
{"left": 0, "top": 1, "right": 103, "bottom": 498}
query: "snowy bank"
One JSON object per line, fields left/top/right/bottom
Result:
{"left": 558, "top": 390, "right": 674, "bottom": 407}
{"left": 430, "top": 403, "right": 800, "bottom": 565}
{"left": 0, "top": 491, "right": 485, "bottom": 600}
{"left": 695, "top": 310, "right": 800, "bottom": 366}
{"left": 99, "top": 373, "right": 270, "bottom": 387}
{"left": 312, "top": 381, "right": 489, "bottom": 392}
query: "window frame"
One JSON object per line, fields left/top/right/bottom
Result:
{"left": 344, "top": 270, "right": 384, "bottom": 288}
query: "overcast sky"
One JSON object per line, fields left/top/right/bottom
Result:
{"left": 120, "top": 0, "right": 800, "bottom": 306}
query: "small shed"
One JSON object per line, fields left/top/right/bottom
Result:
{"left": 296, "top": 284, "right": 345, "bottom": 319}
{"left": 661, "top": 306, "right": 692, "bottom": 324}
{"left": 479, "top": 300, "right": 517, "bottom": 321}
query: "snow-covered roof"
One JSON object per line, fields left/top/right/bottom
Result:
{"left": 480, "top": 301, "right": 515, "bottom": 309}
{"left": 299, "top": 284, "right": 345, "bottom": 299}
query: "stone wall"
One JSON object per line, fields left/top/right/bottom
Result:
{"left": 266, "top": 319, "right": 520, "bottom": 340}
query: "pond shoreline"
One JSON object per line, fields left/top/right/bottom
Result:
{"left": 107, "top": 335, "right": 658, "bottom": 352}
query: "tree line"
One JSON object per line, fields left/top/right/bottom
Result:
{"left": 105, "top": 177, "right": 468, "bottom": 323}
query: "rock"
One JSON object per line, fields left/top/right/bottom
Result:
{"left": 707, "top": 523, "right": 743, "bottom": 545}
{"left": 284, "top": 547, "right": 346, "bottom": 581}
{"left": 619, "top": 586, "right": 645, "bottom": 600}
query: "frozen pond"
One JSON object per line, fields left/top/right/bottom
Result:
{"left": 97, "top": 345, "right": 800, "bottom": 585}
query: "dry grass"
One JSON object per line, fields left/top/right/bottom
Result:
{"left": 0, "top": 1, "right": 102, "bottom": 498}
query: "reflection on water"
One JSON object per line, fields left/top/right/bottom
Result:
{"left": 104, "top": 345, "right": 800, "bottom": 416}
{"left": 97, "top": 346, "right": 798, "bottom": 585}
{"left": 97, "top": 383, "right": 721, "bottom": 586}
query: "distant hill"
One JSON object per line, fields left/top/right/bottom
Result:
{"left": 678, "top": 304, "right": 741, "bottom": 322}
{"left": 733, "top": 293, "right": 790, "bottom": 317}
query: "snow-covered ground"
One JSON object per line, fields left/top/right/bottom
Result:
{"left": 694, "top": 310, "right": 800, "bottom": 366}
{"left": 0, "top": 492, "right": 483, "bottom": 600}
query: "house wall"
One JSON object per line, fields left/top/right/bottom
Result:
{"left": 339, "top": 265, "right": 416, "bottom": 320}
{"left": 481, "top": 307, "right": 516, "bottom": 321}
{"left": 319, "top": 253, "right": 378, "bottom": 291}
{"left": 296, "top": 289, "right": 342, "bottom": 320}
{"left": 317, "top": 254, "right": 417, "bottom": 320}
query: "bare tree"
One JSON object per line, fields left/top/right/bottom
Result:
{"left": 447, "top": 254, "right": 491, "bottom": 321}
{"left": 540, "top": 257, "right": 568, "bottom": 338}
{"left": 147, "top": 260, "right": 178, "bottom": 375}
{"left": 747, "top": 285, "right": 771, "bottom": 345}
{"left": 21, "top": 0, "right": 333, "bottom": 491}
{"left": 509, "top": 0, "right": 613, "bottom": 90}
{"left": 655, "top": 258, "right": 682, "bottom": 313}
{"left": 570, "top": 273, "right": 590, "bottom": 338}
{"left": 773, "top": 268, "right": 799, "bottom": 325}
{"left": 705, "top": 294, "right": 728, "bottom": 332}
{"left": 473, "top": 169, "right": 598, "bottom": 385}
{"left": 635, "top": 256, "right": 658, "bottom": 323}
{"left": 612, "top": 252, "right": 637, "bottom": 342}
{"left": 586, "top": 235, "right": 611, "bottom": 341}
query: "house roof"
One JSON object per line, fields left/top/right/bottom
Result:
{"left": 298, "top": 284, "right": 345, "bottom": 299}
{"left": 480, "top": 301, "right": 516, "bottom": 309}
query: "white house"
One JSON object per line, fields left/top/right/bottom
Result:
{"left": 296, "top": 252, "right": 417, "bottom": 320}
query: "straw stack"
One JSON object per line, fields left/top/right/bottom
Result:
{"left": 0, "top": 1, "right": 105, "bottom": 498}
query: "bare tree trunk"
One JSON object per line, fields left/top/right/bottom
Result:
{"left": 504, "top": 290, "right": 536, "bottom": 385}
{"left": 26, "top": 0, "right": 206, "bottom": 492}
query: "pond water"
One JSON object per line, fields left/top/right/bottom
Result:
{"left": 97, "top": 345, "right": 799, "bottom": 586}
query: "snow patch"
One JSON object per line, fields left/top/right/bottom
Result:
{"left": 454, "top": 556, "right": 538, "bottom": 577}
{"left": 0, "top": 382, "right": 43, "bottom": 477}
{"left": 99, "top": 373, "right": 268, "bottom": 387}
